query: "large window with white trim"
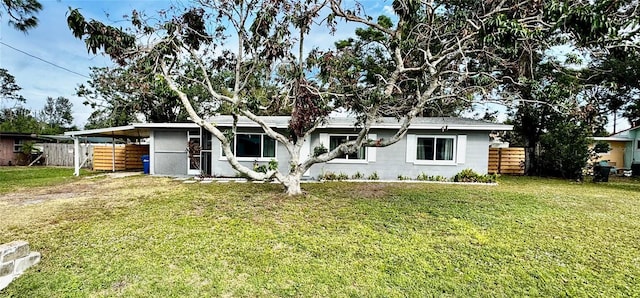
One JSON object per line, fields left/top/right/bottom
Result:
{"left": 329, "top": 135, "right": 366, "bottom": 160}
{"left": 407, "top": 134, "right": 464, "bottom": 165}
{"left": 416, "top": 136, "right": 455, "bottom": 161}
{"left": 222, "top": 133, "right": 276, "bottom": 159}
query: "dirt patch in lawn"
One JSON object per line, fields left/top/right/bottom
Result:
{"left": 0, "top": 175, "right": 171, "bottom": 206}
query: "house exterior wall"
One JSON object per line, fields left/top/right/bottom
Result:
{"left": 207, "top": 128, "right": 292, "bottom": 177}
{"left": 0, "top": 137, "right": 26, "bottom": 166}
{"left": 153, "top": 129, "right": 189, "bottom": 175}
{"left": 622, "top": 130, "right": 640, "bottom": 169}
{"left": 307, "top": 129, "right": 488, "bottom": 180}
{"left": 593, "top": 141, "right": 626, "bottom": 168}
{"left": 174, "top": 127, "right": 492, "bottom": 179}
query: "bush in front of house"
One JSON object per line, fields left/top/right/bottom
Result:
{"left": 453, "top": 169, "right": 498, "bottom": 183}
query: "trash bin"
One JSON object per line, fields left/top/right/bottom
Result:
{"left": 632, "top": 163, "right": 640, "bottom": 177}
{"left": 593, "top": 164, "right": 612, "bottom": 182}
{"left": 141, "top": 155, "right": 150, "bottom": 174}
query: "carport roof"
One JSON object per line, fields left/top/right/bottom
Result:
{"left": 64, "top": 123, "right": 198, "bottom": 138}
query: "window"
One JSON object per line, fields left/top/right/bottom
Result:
{"left": 329, "top": 135, "right": 366, "bottom": 160}
{"left": 416, "top": 136, "right": 454, "bottom": 161}
{"left": 407, "top": 134, "right": 464, "bottom": 165}
{"left": 222, "top": 133, "right": 276, "bottom": 159}
{"left": 14, "top": 139, "right": 24, "bottom": 153}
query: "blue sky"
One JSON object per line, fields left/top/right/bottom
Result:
{"left": 1, "top": 1, "right": 627, "bottom": 132}
{"left": 0, "top": 0, "right": 177, "bottom": 128}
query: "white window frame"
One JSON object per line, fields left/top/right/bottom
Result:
{"left": 219, "top": 133, "right": 277, "bottom": 162}
{"left": 320, "top": 133, "right": 377, "bottom": 164}
{"left": 406, "top": 134, "right": 466, "bottom": 166}
{"left": 13, "top": 139, "right": 24, "bottom": 153}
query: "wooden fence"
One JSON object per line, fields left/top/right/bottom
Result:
{"left": 488, "top": 147, "right": 525, "bottom": 175}
{"left": 39, "top": 143, "right": 91, "bottom": 167}
{"left": 93, "top": 144, "right": 149, "bottom": 171}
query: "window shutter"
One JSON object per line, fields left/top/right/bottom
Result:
{"left": 456, "top": 135, "right": 467, "bottom": 164}
{"left": 299, "top": 136, "right": 311, "bottom": 161}
{"left": 319, "top": 133, "right": 329, "bottom": 150}
{"left": 367, "top": 134, "right": 377, "bottom": 162}
{"left": 300, "top": 136, "right": 311, "bottom": 176}
{"left": 406, "top": 134, "right": 416, "bottom": 163}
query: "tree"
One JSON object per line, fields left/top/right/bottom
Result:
{"left": 0, "top": 68, "right": 26, "bottom": 107}
{"left": 68, "top": 0, "right": 640, "bottom": 195}
{"left": 1, "top": 0, "right": 42, "bottom": 32}
{"left": 39, "top": 96, "right": 73, "bottom": 134}
{"left": 78, "top": 62, "right": 211, "bottom": 129}
{"left": 0, "top": 106, "right": 38, "bottom": 132}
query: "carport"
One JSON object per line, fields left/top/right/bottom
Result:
{"left": 64, "top": 125, "right": 151, "bottom": 176}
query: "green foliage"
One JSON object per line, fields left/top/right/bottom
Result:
{"left": 268, "top": 159, "right": 278, "bottom": 171}
{"left": 397, "top": 175, "right": 411, "bottom": 181}
{"left": 417, "top": 173, "right": 450, "bottom": 182}
{"left": 79, "top": 64, "right": 209, "bottom": 129}
{"left": 253, "top": 159, "right": 278, "bottom": 174}
{"left": 538, "top": 119, "right": 591, "bottom": 180}
{"left": 64, "top": 0, "right": 640, "bottom": 194}
{"left": 313, "top": 144, "right": 328, "bottom": 157}
{"left": 0, "top": 68, "right": 26, "bottom": 104}
{"left": 40, "top": 96, "right": 74, "bottom": 134}
{"left": 1, "top": 0, "right": 42, "bottom": 32}
{"left": 351, "top": 171, "right": 364, "bottom": 180}
{"left": 0, "top": 107, "right": 39, "bottom": 133}
{"left": 367, "top": 172, "right": 379, "bottom": 180}
{"left": 318, "top": 171, "right": 347, "bottom": 181}
{"left": 453, "top": 169, "right": 498, "bottom": 183}
{"left": 593, "top": 141, "right": 611, "bottom": 154}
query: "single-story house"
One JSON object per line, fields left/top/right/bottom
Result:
{"left": 592, "top": 125, "right": 640, "bottom": 172}
{"left": 65, "top": 116, "right": 512, "bottom": 179}
{"left": 0, "top": 132, "right": 47, "bottom": 166}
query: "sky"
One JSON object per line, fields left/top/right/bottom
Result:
{"left": 0, "top": 0, "right": 381, "bottom": 129}
{"left": 0, "top": 1, "right": 630, "bottom": 133}
{"left": 0, "top": 0, "right": 179, "bottom": 128}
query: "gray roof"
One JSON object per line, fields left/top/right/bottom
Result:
{"left": 207, "top": 116, "right": 512, "bottom": 131}
{"left": 65, "top": 116, "right": 511, "bottom": 138}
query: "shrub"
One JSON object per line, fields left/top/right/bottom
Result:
{"left": 337, "top": 172, "right": 349, "bottom": 180}
{"left": 397, "top": 175, "right": 411, "bottom": 180}
{"left": 453, "top": 169, "right": 498, "bottom": 183}
{"left": 319, "top": 171, "right": 348, "bottom": 181}
{"left": 351, "top": 171, "right": 364, "bottom": 180}
{"left": 416, "top": 172, "right": 450, "bottom": 182}
{"left": 368, "top": 172, "right": 379, "bottom": 180}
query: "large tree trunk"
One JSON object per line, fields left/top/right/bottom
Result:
{"left": 282, "top": 174, "right": 303, "bottom": 196}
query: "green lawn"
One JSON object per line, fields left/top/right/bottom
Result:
{"left": 1, "top": 167, "right": 639, "bottom": 297}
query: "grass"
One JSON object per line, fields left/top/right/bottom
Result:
{"left": 0, "top": 166, "right": 89, "bottom": 194}
{"left": 1, "top": 167, "right": 639, "bottom": 296}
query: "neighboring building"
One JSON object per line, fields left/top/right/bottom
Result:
{"left": 65, "top": 116, "right": 512, "bottom": 179}
{"left": 0, "top": 133, "right": 43, "bottom": 166}
{"left": 592, "top": 126, "right": 640, "bottom": 171}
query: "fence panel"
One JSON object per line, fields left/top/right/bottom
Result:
{"left": 92, "top": 145, "right": 149, "bottom": 171}
{"left": 488, "top": 148, "right": 525, "bottom": 175}
{"left": 40, "top": 143, "right": 91, "bottom": 167}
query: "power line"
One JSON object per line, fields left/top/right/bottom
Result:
{"left": 0, "top": 41, "right": 90, "bottom": 79}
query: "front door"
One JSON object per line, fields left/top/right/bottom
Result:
{"left": 187, "top": 130, "right": 201, "bottom": 175}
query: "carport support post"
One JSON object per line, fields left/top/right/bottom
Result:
{"left": 112, "top": 137, "right": 116, "bottom": 172}
{"left": 73, "top": 136, "right": 81, "bottom": 176}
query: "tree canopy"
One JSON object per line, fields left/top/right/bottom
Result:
{"left": 1, "top": 0, "right": 42, "bottom": 32}
{"left": 67, "top": 0, "right": 640, "bottom": 194}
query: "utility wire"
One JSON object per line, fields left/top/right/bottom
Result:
{"left": 0, "top": 41, "right": 90, "bottom": 79}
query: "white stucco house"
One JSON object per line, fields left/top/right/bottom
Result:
{"left": 65, "top": 116, "right": 512, "bottom": 179}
